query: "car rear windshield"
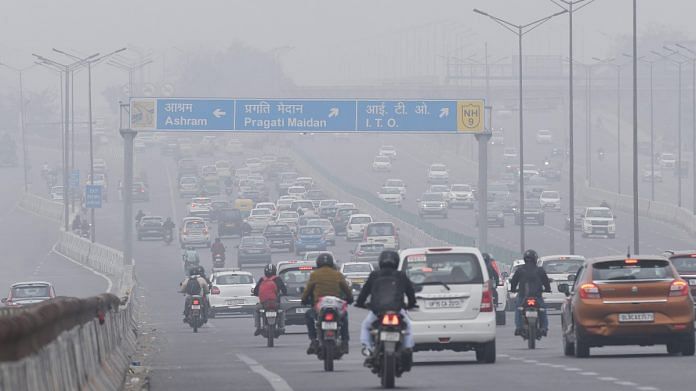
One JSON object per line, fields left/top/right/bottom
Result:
{"left": 541, "top": 259, "right": 583, "bottom": 274}
{"left": 592, "top": 259, "right": 675, "bottom": 281}
{"left": 186, "top": 221, "right": 206, "bottom": 229}
{"left": 350, "top": 216, "right": 372, "bottom": 225}
{"left": 216, "top": 275, "right": 254, "bottom": 285}
{"left": 242, "top": 237, "right": 266, "bottom": 246}
{"left": 343, "top": 264, "right": 372, "bottom": 274}
{"left": 669, "top": 256, "right": 696, "bottom": 274}
{"left": 280, "top": 268, "right": 313, "bottom": 284}
{"left": 366, "top": 223, "right": 395, "bottom": 236}
{"left": 220, "top": 210, "right": 241, "bottom": 219}
{"left": 265, "top": 225, "right": 290, "bottom": 233}
{"left": 451, "top": 185, "right": 471, "bottom": 192}
{"left": 12, "top": 285, "right": 50, "bottom": 298}
{"left": 300, "top": 227, "right": 323, "bottom": 236}
{"left": 359, "top": 244, "right": 384, "bottom": 252}
{"left": 403, "top": 253, "right": 483, "bottom": 285}
{"left": 587, "top": 209, "right": 612, "bottom": 218}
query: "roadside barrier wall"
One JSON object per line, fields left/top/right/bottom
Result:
{"left": 18, "top": 192, "right": 63, "bottom": 222}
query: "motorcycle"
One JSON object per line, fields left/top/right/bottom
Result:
{"left": 186, "top": 294, "right": 206, "bottom": 333}
{"left": 212, "top": 253, "right": 225, "bottom": 269}
{"left": 314, "top": 296, "right": 346, "bottom": 372}
{"left": 366, "top": 311, "right": 411, "bottom": 389}
{"left": 519, "top": 296, "right": 544, "bottom": 349}
{"left": 163, "top": 230, "right": 173, "bottom": 245}
{"left": 258, "top": 304, "right": 283, "bottom": 347}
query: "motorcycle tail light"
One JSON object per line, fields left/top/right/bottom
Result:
{"left": 192, "top": 299, "right": 200, "bottom": 305}
{"left": 669, "top": 280, "right": 689, "bottom": 297}
{"left": 211, "top": 286, "right": 220, "bottom": 295}
{"left": 480, "top": 288, "right": 493, "bottom": 312}
{"left": 381, "top": 313, "right": 400, "bottom": 326}
{"left": 579, "top": 283, "right": 601, "bottom": 299}
{"left": 324, "top": 312, "right": 335, "bottom": 321}
{"left": 525, "top": 297, "right": 537, "bottom": 307}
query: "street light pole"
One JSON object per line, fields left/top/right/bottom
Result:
{"left": 632, "top": 0, "right": 639, "bottom": 255}
{"left": 675, "top": 43, "right": 696, "bottom": 214}
{"left": 473, "top": 7, "right": 567, "bottom": 255}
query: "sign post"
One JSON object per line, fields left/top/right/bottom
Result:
{"left": 85, "top": 185, "right": 102, "bottom": 209}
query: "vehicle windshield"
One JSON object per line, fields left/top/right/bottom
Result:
{"left": 430, "top": 165, "right": 446, "bottom": 172}
{"left": 215, "top": 161, "right": 230, "bottom": 168}
{"left": 265, "top": 225, "right": 290, "bottom": 233}
{"left": 216, "top": 274, "right": 254, "bottom": 285}
{"left": 540, "top": 259, "right": 584, "bottom": 274}
{"left": 251, "top": 209, "right": 271, "bottom": 216}
{"left": 541, "top": 191, "right": 559, "bottom": 199}
{"left": 11, "top": 285, "right": 51, "bottom": 298}
{"left": 587, "top": 209, "right": 613, "bottom": 218}
{"left": 670, "top": 256, "right": 696, "bottom": 274}
{"left": 422, "top": 193, "right": 444, "bottom": 202}
{"left": 366, "top": 223, "right": 394, "bottom": 236}
{"left": 350, "top": 216, "right": 372, "bottom": 224}
{"left": 142, "top": 217, "right": 162, "bottom": 224}
{"left": 307, "top": 219, "right": 331, "bottom": 227}
{"left": 593, "top": 259, "right": 674, "bottom": 280}
{"left": 451, "top": 185, "right": 471, "bottom": 192}
{"left": 292, "top": 202, "right": 314, "bottom": 209}
{"left": 300, "top": 226, "right": 323, "bottom": 235}
{"left": 180, "top": 177, "right": 196, "bottom": 184}
{"left": 280, "top": 269, "right": 313, "bottom": 284}
{"left": 288, "top": 187, "right": 305, "bottom": 194}
{"left": 278, "top": 212, "right": 299, "bottom": 219}
{"left": 381, "top": 187, "right": 401, "bottom": 194}
{"left": 220, "top": 210, "right": 241, "bottom": 219}
{"left": 186, "top": 221, "right": 206, "bottom": 229}
{"left": 385, "top": 180, "right": 403, "bottom": 187}
{"left": 343, "top": 264, "right": 372, "bottom": 274}
{"left": 375, "top": 156, "right": 390, "bottom": 162}
{"left": 241, "top": 237, "right": 266, "bottom": 247}
{"left": 403, "top": 253, "right": 483, "bottom": 285}
{"left": 320, "top": 200, "right": 337, "bottom": 207}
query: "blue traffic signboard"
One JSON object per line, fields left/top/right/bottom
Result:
{"left": 130, "top": 98, "right": 485, "bottom": 133}
{"left": 85, "top": 185, "right": 102, "bottom": 209}
{"left": 69, "top": 169, "right": 80, "bottom": 189}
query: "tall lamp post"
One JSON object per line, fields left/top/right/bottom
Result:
{"left": 473, "top": 7, "right": 567, "bottom": 255}
{"left": 652, "top": 49, "right": 689, "bottom": 208}
{"left": 0, "top": 63, "right": 36, "bottom": 192}
{"left": 674, "top": 43, "right": 696, "bottom": 214}
{"left": 52, "top": 48, "right": 127, "bottom": 242}
{"left": 552, "top": 0, "right": 596, "bottom": 254}
{"left": 106, "top": 57, "right": 153, "bottom": 98}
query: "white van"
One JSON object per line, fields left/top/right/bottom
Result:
{"left": 363, "top": 222, "right": 399, "bottom": 250}
{"left": 399, "top": 247, "right": 496, "bottom": 362}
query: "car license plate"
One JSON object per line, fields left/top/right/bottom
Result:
{"left": 226, "top": 299, "right": 245, "bottom": 305}
{"left": 272, "top": 240, "right": 283, "bottom": 244}
{"left": 322, "top": 321, "right": 338, "bottom": 330}
{"left": 619, "top": 313, "right": 654, "bottom": 323}
{"left": 424, "top": 299, "right": 462, "bottom": 309}
{"left": 380, "top": 331, "right": 401, "bottom": 342}
{"left": 689, "top": 279, "right": 696, "bottom": 286}
{"left": 525, "top": 311, "right": 538, "bottom": 318}
{"left": 247, "top": 249, "right": 262, "bottom": 253}
{"left": 296, "top": 307, "right": 309, "bottom": 314}
{"left": 191, "top": 304, "right": 201, "bottom": 310}
{"left": 265, "top": 311, "right": 277, "bottom": 317}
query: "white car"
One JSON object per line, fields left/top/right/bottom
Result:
{"left": 378, "top": 145, "right": 397, "bottom": 159}
{"left": 537, "top": 255, "right": 585, "bottom": 311}
{"left": 200, "top": 165, "right": 219, "bottom": 182}
{"left": 209, "top": 270, "right": 258, "bottom": 317}
{"left": 286, "top": 186, "right": 307, "bottom": 200}
{"left": 428, "top": 184, "right": 450, "bottom": 200}
{"left": 179, "top": 176, "right": 200, "bottom": 198}
{"left": 295, "top": 177, "right": 314, "bottom": 189}
{"left": 306, "top": 218, "right": 336, "bottom": 245}
{"left": 318, "top": 199, "right": 338, "bottom": 209}
{"left": 659, "top": 152, "right": 676, "bottom": 169}
{"left": 363, "top": 222, "right": 399, "bottom": 250}
{"left": 372, "top": 156, "right": 392, "bottom": 171}
{"left": 179, "top": 217, "right": 211, "bottom": 248}
{"left": 187, "top": 197, "right": 212, "bottom": 219}
{"left": 539, "top": 190, "right": 561, "bottom": 211}
{"left": 399, "top": 247, "right": 496, "bottom": 361}
{"left": 582, "top": 207, "right": 616, "bottom": 239}
{"left": 377, "top": 186, "right": 403, "bottom": 206}
{"left": 276, "top": 211, "right": 300, "bottom": 232}
{"left": 245, "top": 208, "right": 273, "bottom": 232}
{"left": 448, "top": 184, "right": 474, "bottom": 209}
{"left": 427, "top": 163, "right": 449, "bottom": 184}
{"left": 536, "top": 129, "right": 552, "bottom": 144}
{"left": 276, "top": 198, "right": 294, "bottom": 212}
{"left": 255, "top": 202, "right": 277, "bottom": 217}
{"left": 346, "top": 214, "right": 373, "bottom": 241}
{"left": 383, "top": 179, "right": 406, "bottom": 199}
{"left": 291, "top": 200, "right": 315, "bottom": 214}
{"left": 215, "top": 160, "right": 232, "bottom": 178}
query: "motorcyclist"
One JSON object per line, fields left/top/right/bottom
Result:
{"left": 301, "top": 253, "right": 353, "bottom": 355}
{"left": 182, "top": 247, "right": 200, "bottom": 274}
{"left": 482, "top": 252, "right": 501, "bottom": 309}
{"left": 179, "top": 266, "right": 210, "bottom": 321}
{"left": 80, "top": 218, "right": 90, "bottom": 237}
{"left": 355, "top": 250, "right": 417, "bottom": 368}
{"left": 211, "top": 237, "right": 225, "bottom": 262}
{"left": 135, "top": 209, "right": 145, "bottom": 225}
{"left": 162, "top": 217, "right": 175, "bottom": 239}
{"left": 252, "top": 263, "right": 288, "bottom": 336}
{"left": 72, "top": 214, "right": 82, "bottom": 232}
{"left": 509, "top": 249, "right": 551, "bottom": 337}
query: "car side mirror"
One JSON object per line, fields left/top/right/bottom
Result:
{"left": 558, "top": 283, "right": 571, "bottom": 296}
{"left": 568, "top": 274, "right": 577, "bottom": 282}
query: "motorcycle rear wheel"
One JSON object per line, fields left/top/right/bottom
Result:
{"left": 267, "top": 325, "right": 275, "bottom": 347}
{"left": 527, "top": 325, "right": 536, "bottom": 349}
{"left": 323, "top": 340, "right": 335, "bottom": 372}
{"left": 381, "top": 352, "right": 396, "bottom": 389}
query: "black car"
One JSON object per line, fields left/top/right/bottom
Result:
{"left": 201, "top": 181, "right": 222, "bottom": 197}
{"left": 218, "top": 208, "right": 245, "bottom": 237}
{"left": 277, "top": 261, "right": 315, "bottom": 326}
{"left": 475, "top": 203, "right": 506, "bottom": 228}
{"left": 137, "top": 216, "right": 165, "bottom": 240}
{"left": 263, "top": 224, "right": 295, "bottom": 252}
{"left": 514, "top": 199, "right": 545, "bottom": 225}
{"left": 210, "top": 199, "right": 232, "bottom": 222}
{"left": 239, "top": 189, "right": 266, "bottom": 203}
{"left": 236, "top": 236, "right": 272, "bottom": 268}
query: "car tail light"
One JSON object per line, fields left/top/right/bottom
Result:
{"left": 669, "top": 280, "right": 689, "bottom": 297}
{"left": 480, "top": 287, "right": 493, "bottom": 312}
{"left": 579, "top": 283, "right": 601, "bottom": 299}
{"left": 381, "top": 313, "right": 400, "bottom": 326}
{"left": 211, "top": 286, "right": 220, "bottom": 295}
{"left": 192, "top": 299, "right": 200, "bottom": 305}
{"left": 324, "top": 312, "right": 335, "bottom": 321}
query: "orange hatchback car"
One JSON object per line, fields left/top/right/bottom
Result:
{"left": 559, "top": 256, "right": 695, "bottom": 358}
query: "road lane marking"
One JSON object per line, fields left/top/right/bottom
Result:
{"left": 51, "top": 241, "right": 113, "bottom": 293}
{"left": 580, "top": 372, "right": 598, "bottom": 376}
{"left": 237, "top": 354, "right": 294, "bottom": 391}
{"left": 598, "top": 377, "right": 618, "bottom": 381}
{"left": 614, "top": 381, "right": 637, "bottom": 387}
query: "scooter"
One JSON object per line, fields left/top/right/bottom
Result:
{"left": 365, "top": 311, "right": 412, "bottom": 389}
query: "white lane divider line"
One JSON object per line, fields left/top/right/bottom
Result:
{"left": 637, "top": 387, "right": 659, "bottom": 391}
{"left": 51, "top": 242, "right": 114, "bottom": 293}
{"left": 598, "top": 377, "right": 618, "bottom": 382}
{"left": 237, "top": 354, "right": 294, "bottom": 391}
{"left": 615, "top": 381, "right": 638, "bottom": 387}
{"left": 580, "top": 372, "right": 598, "bottom": 376}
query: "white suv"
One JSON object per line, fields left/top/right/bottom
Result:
{"left": 582, "top": 207, "right": 616, "bottom": 238}
{"left": 427, "top": 163, "right": 449, "bottom": 184}
{"left": 399, "top": 247, "right": 496, "bottom": 362}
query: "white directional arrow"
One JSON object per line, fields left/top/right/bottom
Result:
{"left": 439, "top": 107, "right": 450, "bottom": 118}
{"left": 328, "top": 108, "right": 340, "bottom": 118}
{"left": 213, "top": 108, "right": 226, "bottom": 118}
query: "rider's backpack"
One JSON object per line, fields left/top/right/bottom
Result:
{"left": 370, "top": 272, "right": 405, "bottom": 313}
{"left": 185, "top": 277, "right": 202, "bottom": 296}
{"left": 258, "top": 276, "right": 279, "bottom": 306}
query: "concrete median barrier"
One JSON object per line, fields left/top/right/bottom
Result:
{"left": 18, "top": 192, "right": 64, "bottom": 222}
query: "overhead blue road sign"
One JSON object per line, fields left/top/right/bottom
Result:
{"left": 235, "top": 99, "right": 356, "bottom": 132}
{"left": 85, "top": 185, "right": 102, "bottom": 208}
{"left": 130, "top": 98, "right": 485, "bottom": 133}
{"left": 69, "top": 169, "right": 80, "bottom": 189}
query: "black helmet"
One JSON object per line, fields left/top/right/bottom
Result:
{"left": 378, "top": 250, "right": 400, "bottom": 270}
{"left": 189, "top": 267, "right": 199, "bottom": 277}
{"left": 195, "top": 266, "right": 206, "bottom": 276}
{"left": 264, "top": 263, "right": 277, "bottom": 277}
{"left": 481, "top": 252, "right": 492, "bottom": 264}
{"left": 523, "top": 249, "right": 539, "bottom": 264}
{"left": 316, "top": 253, "right": 334, "bottom": 268}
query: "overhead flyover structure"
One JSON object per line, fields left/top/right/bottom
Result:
{"left": 125, "top": 97, "right": 498, "bottom": 253}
